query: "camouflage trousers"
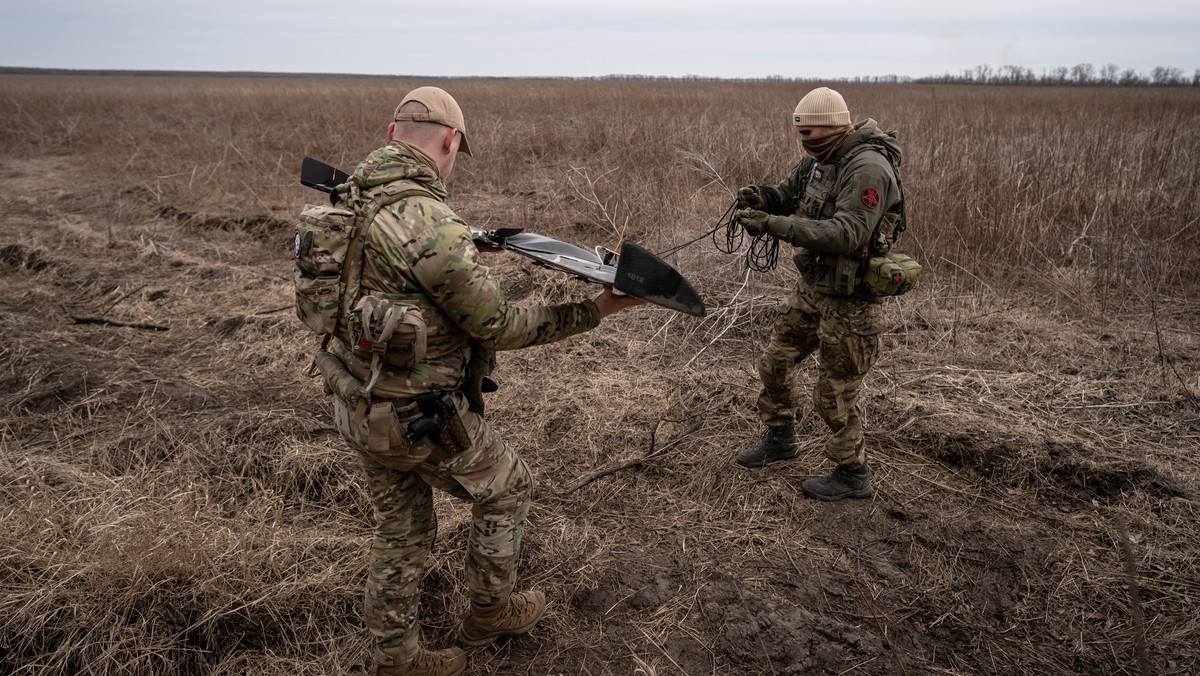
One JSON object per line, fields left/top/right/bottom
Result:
{"left": 333, "top": 392, "right": 532, "bottom": 662}
{"left": 756, "top": 280, "right": 884, "bottom": 467}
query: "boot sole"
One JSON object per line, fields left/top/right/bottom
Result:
{"left": 735, "top": 451, "right": 799, "bottom": 468}
{"left": 801, "top": 485, "right": 874, "bottom": 501}
{"left": 376, "top": 651, "right": 465, "bottom": 676}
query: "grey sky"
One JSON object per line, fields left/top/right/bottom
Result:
{"left": 2, "top": 0, "right": 1197, "bottom": 79}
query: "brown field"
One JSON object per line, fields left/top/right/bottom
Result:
{"left": 1, "top": 75, "right": 1198, "bottom": 675}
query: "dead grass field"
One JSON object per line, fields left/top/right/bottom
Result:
{"left": 1, "top": 75, "right": 1198, "bottom": 675}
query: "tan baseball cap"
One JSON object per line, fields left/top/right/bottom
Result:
{"left": 793, "top": 87, "right": 851, "bottom": 127}
{"left": 393, "top": 86, "right": 472, "bottom": 156}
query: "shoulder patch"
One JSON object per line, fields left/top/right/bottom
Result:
{"left": 861, "top": 187, "right": 880, "bottom": 209}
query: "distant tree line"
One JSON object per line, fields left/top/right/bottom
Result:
{"left": 586, "top": 64, "right": 1199, "bottom": 87}
{"left": 913, "top": 63, "right": 1199, "bottom": 86}
{"left": 2, "top": 64, "right": 1196, "bottom": 86}
{"left": 586, "top": 73, "right": 919, "bottom": 84}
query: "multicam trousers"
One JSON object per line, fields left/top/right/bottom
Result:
{"left": 333, "top": 391, "right": 532, "bottom": 662}
{"left": 756, "top": 280, "right": 884, "bottom": 468}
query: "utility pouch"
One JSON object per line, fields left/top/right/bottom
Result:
{"left": 860, "top": 252, "right": 922, "bottom": 296}
{"left": 314, "top": 350, "right": 364, "bottom": 406}
{"left": 293, "top": 204, "right": 358, "bottom": 336}
{"left": 349, "top": 295, "right": 428, "bottom": 367}
{"left": 367, "top": 399, "right": 431, "bottom": 470}
{"left": 348, "top": 294, "right": 427, "bottom": 395}
{"left": 832, "top": 255, "right": 862, "bottom": 296}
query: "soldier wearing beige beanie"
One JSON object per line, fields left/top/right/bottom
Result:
{"left": 791, "top": 87, "right": 855, "bottom": 162}
{"left": 733, "top": 86, "right": 908, "bottom": 503}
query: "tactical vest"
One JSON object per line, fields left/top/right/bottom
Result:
{"left": 791, "top": 136, "right": 920, "bottom": 297}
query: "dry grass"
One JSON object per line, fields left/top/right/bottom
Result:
{"left": 1, "top": 75, "right": 1198, "bottom": 675}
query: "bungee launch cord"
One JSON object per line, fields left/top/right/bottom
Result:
{"left": 720, "top": 200, "right": 780, "bottom": 273}
{"left": 655, "top": 200, "right": 779, "bottom": 272}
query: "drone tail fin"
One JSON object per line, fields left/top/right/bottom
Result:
{"left": 614, "top": 242, "right": 706, "bottom": 317}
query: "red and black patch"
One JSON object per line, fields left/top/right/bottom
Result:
{"left": 861, "top": 187, "right": 880, "bottom": 209}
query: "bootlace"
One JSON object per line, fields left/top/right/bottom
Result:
{"left": 501, "top": 592, "right": 537, "bottom": 618}
{"left": 410, "top": 647, "right": 461, "bottom": 670}
{"left": 475, "top": 593, "right": 530, "bottom": 622}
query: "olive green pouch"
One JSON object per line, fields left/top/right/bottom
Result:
{"left": 861, "top": 252, "right": 922, "bottom": 296}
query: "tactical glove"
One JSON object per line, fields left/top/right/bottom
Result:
{"left": 737, "top": 185, "right": 766, "bottom": 210}
{"left": 735, "top": 209, "right": 773, "bottom": 237}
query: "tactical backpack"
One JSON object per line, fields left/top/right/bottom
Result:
{"left": 854, "top": 139, "right": 921, "bottom": 296}
{"left": 292, "top": 181, "right": 433, "bottom": 396}
{"left": 293, "top": 201, "right": 357, "bottom": 337}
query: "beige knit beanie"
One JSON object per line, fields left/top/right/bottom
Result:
{"left": 793, "top": 87, "right": 851, "bottom": 126}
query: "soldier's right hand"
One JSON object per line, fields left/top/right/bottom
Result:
{"left": 737, "top": 185, "right": 766, "bottom": 210}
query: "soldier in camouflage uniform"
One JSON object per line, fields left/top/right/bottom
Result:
{"left": 322, "top": 87, "right": 644, "bottom": 676}
{"left": 733, "top": 87, "right": 903, "bottom": 501}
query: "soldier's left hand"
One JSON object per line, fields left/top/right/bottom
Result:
{"left": 735, "top": 209, "right": 772, "bottom": 237}
{"left": 593, "top": 285, "right": 648, "bottom": 318}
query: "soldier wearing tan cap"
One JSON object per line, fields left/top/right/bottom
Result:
{"left": 733, "top": 87, "right": 907, "bottom": 502}
{"left": 387, "top": 85, "right": 473, "bottom": 169}
{"left": 319, "top": 86, "right": 643, "bottom": 675}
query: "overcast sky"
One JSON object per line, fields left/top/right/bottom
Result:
{"left": 2, "top": 0, "right": 1197, "bottom": 80}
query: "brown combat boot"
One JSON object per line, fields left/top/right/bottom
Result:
{"left": 735, "top": 424, "right": 799, "bottom": 468}
{"left": 801, "top": 461, "right": 873, "bottom": 501}
{"left": 375, "top": 647, "right": 466, "bottom": 676}
{"left": 458, "top": 590, "right": 546, "bottom": 647}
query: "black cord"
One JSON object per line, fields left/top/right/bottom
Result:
{"left": 657, "top": 209, "right": 729, "bottom": 259}
{"left": 709, "top": 199, "right": 779, "bottom": 272}
{"left": 655, "top": 199, "right": 779, "bottom": 273}
{"left": 710, "top": 200, "right": 743, "bottom": 255}
{"left": 745, "top": 228, "right": 780, "bottom": 273}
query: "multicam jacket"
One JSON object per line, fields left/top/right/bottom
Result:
{"left": 762, "top": 119, "right": 903, "bottom": 297}
{"left": 329, "top": 141, "right": 600, "bottom": 401}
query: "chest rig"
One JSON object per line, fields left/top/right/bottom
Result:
{"left": 785, "top": 137, "right": 919, "bottom": 298}
{"left": 797, "top": 158, "right": 839, "bottom": 219}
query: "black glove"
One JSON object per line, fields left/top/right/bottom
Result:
{"left": 737, "top": 185, "right": 766, "bottom": 210}
{"left": 735, "top": 209, "right": 772, "bottom": 237}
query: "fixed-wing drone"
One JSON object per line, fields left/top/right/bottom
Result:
{"left": 300, "top": 157, "right": 705, "bottom": 317}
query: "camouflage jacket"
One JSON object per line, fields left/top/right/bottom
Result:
{"left": 765, "top": 119, "right": 903, "bottom": 297}
{"left": 330, "top": 141, "right": 600, "bottom": 401}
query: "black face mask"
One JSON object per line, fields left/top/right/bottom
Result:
{"left": 802, "top": 127, "right": 853, "bottom": 163}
